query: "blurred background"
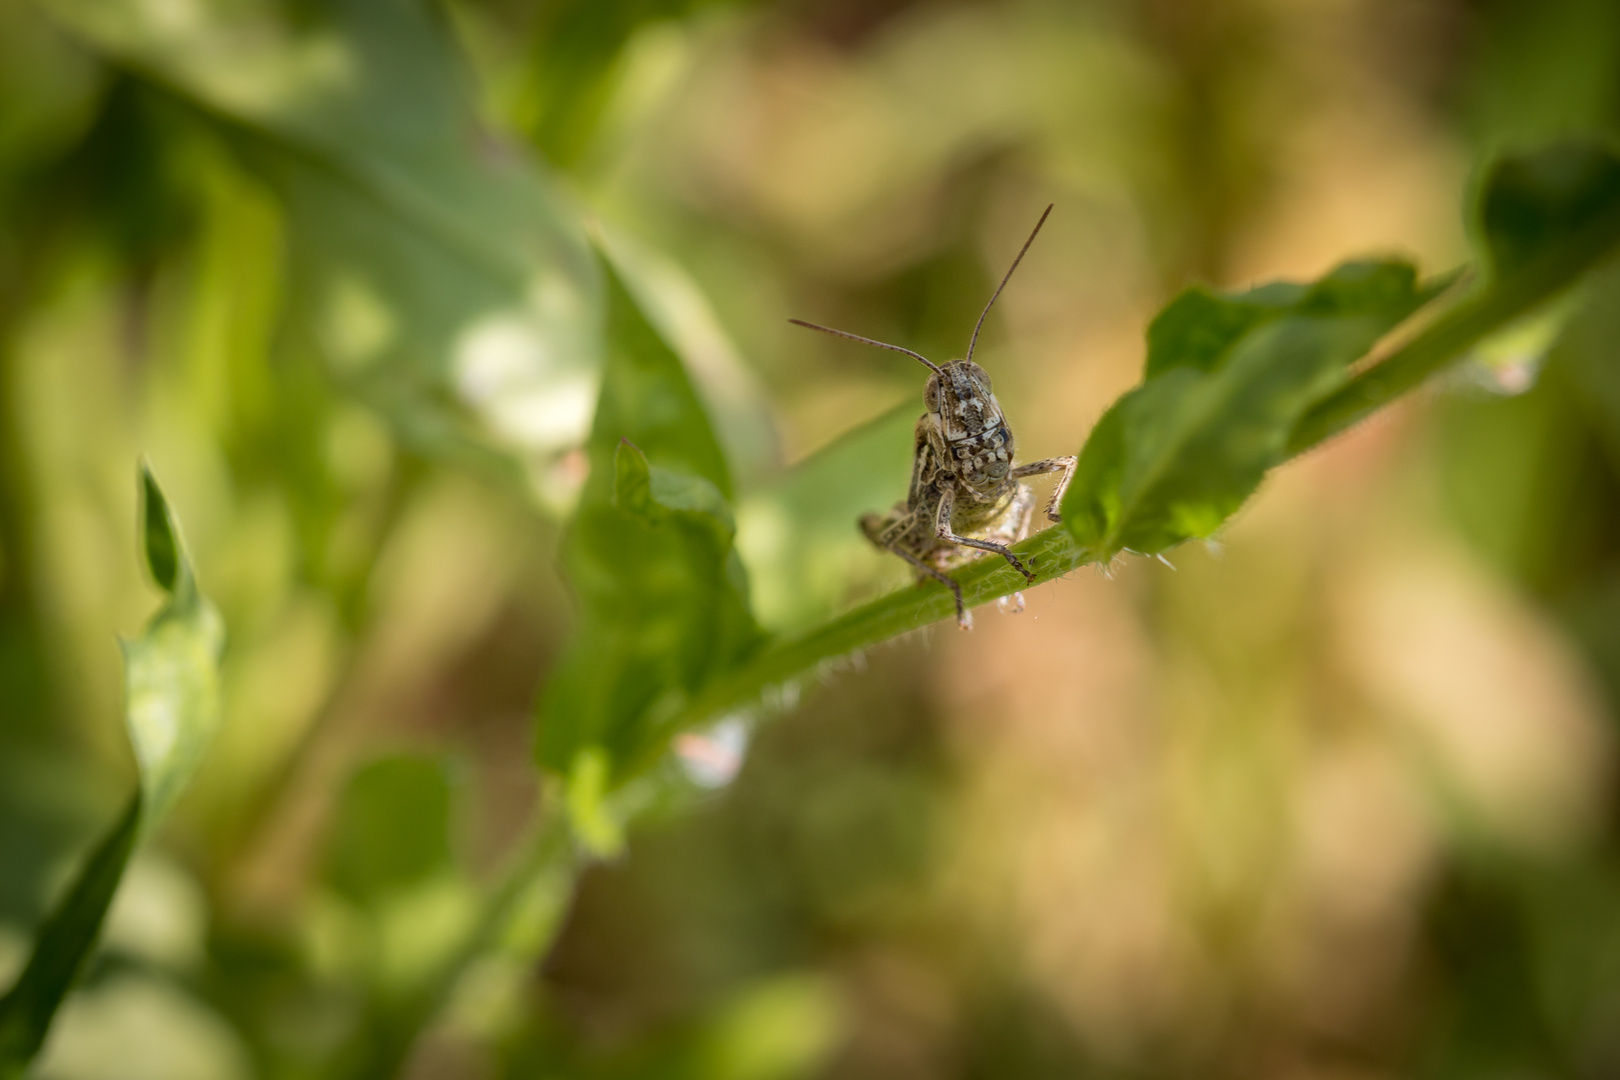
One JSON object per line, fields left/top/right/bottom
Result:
{"left": 3, "top": 0, "right": 1620, "bottom": 1077}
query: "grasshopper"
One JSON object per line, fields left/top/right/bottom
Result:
{"left": 791, "top": 205, "right": 1076, "bottom": 629}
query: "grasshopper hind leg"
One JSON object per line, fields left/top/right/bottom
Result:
{"left": 861, "top": 509, "right": 973, "bottom": 630}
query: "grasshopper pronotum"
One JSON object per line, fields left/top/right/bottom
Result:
{"left": 791, "top": 206, "right": 1077, "bottom": 629}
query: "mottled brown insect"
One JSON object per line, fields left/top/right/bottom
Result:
{"left": 791, "top": 206, "right": 1076, "bottom": 629}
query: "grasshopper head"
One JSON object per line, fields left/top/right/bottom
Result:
{"left": 925, "top": 361, "right": 1015, "bottom": 492}
{"left": 790, "top": 204, "right": 1054, "bottom": 501}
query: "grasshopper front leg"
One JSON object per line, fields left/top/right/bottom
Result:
{"left": 1012, "top": 456, "right": 1077, "bottom": 522}
{"left": 935, "top": 486, "right": 1036, "bottom": 583}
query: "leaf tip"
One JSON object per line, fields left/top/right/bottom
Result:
{"left": 138, "top": 463, "right": 180, "bottom": 594}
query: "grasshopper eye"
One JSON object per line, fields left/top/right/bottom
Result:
{"left": 924, "top": 376, "right": 941, "bottom": 412}
{"left": 967, "top": 362, "right": 992, "bottom": 390}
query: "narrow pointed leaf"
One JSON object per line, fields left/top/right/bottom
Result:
{"left": 0, "top": 467, "right": 224, "bottom": 1073}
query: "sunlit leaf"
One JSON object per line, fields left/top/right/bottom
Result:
{"left": 513, "top": 0, "right": 751, "bottom": 166}
{"left": 125, "top": 470, "right": 228, "bottom": 807}
{"left": 1063, "top": 260, "right": 1439, "bottom": 560}
{"left": 40, "top": 0, "right": 601, "bottom": 473}
{"left": 536, "top": 260, "right": 761, "bottom": 801}
{"left": 594, "top": 225, "right": 779, "bottom": 486}
{"left": 735, "top": 404, "right": 915, "bottom": 634}
{"left": 0, "top": 466, "right": 223, "bottom": 1074}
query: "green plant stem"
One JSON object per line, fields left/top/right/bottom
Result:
{"left": 1289, "top": 201, "right": 1620, "bottom": 453}
{"left": 646, "top": 526, "right": 1093, "bottom": 761}
{"left": 0, "top": 798, "right": 141, "bottom": 1075}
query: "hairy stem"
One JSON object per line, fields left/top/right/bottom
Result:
{"left": 664, "top": 228, "right": 1620, "bottom": 747}
{"left": 645, "top": 526, "right": 1092, "bottom": 762}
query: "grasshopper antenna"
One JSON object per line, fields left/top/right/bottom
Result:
{"left": 788, "top": 318, "right": 944, "bottom": 375}
{"left": 965, "top": 203, "right": 1052, "bottom": 364}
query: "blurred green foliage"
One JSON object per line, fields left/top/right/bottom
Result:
{"left": 2, "top": 0, "right": 1620, "bottom": 1078}
{"left": 536, "top": 263, "right": 760, "bottom": 798}
{"left": 325, "top": 756, "right": 458, "bottom": 907}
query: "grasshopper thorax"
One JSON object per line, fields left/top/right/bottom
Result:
{"left": 925, "top": 360, "right": 1015, "bottom": 496}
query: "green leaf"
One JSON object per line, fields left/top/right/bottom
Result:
{"left": 123, "top": 474, "right": 225, "bottom": 827}
{"left": 1479, "top": 141, "right": 1620, "bottom": 281}
{"left": 1142, "top": 281, "right": 1306, "bottom": 378}
{"left": 1063, "top": 260, "right": 1438, "bottom": 560}
{"left": 735, "top": 404, "right": 917, "bottom": 634}
{"left": 41, "top": 0, "right": 601, "bottom": 472}
{"left": 536, "top": 260, "right": 761, "bottom": 793}
{"left": 139, "top": 467, "right": 179, "bottom": 592}
{"left": 0, "top": 466, "right": 224, "bottom": 1075}
{"left": 594, "top": 225, "right": 780, "bottom": 486}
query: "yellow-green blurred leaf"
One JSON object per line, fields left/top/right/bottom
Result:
{"left": 40, "top": 0, "right": 602, "bottom": 471}
{"left": 736, "top": 404, "right": 915, "bottom": 634}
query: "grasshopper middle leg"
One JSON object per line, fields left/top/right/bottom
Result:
{"left": 934, "top": 486, "right": 1037, "bottom": 583}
